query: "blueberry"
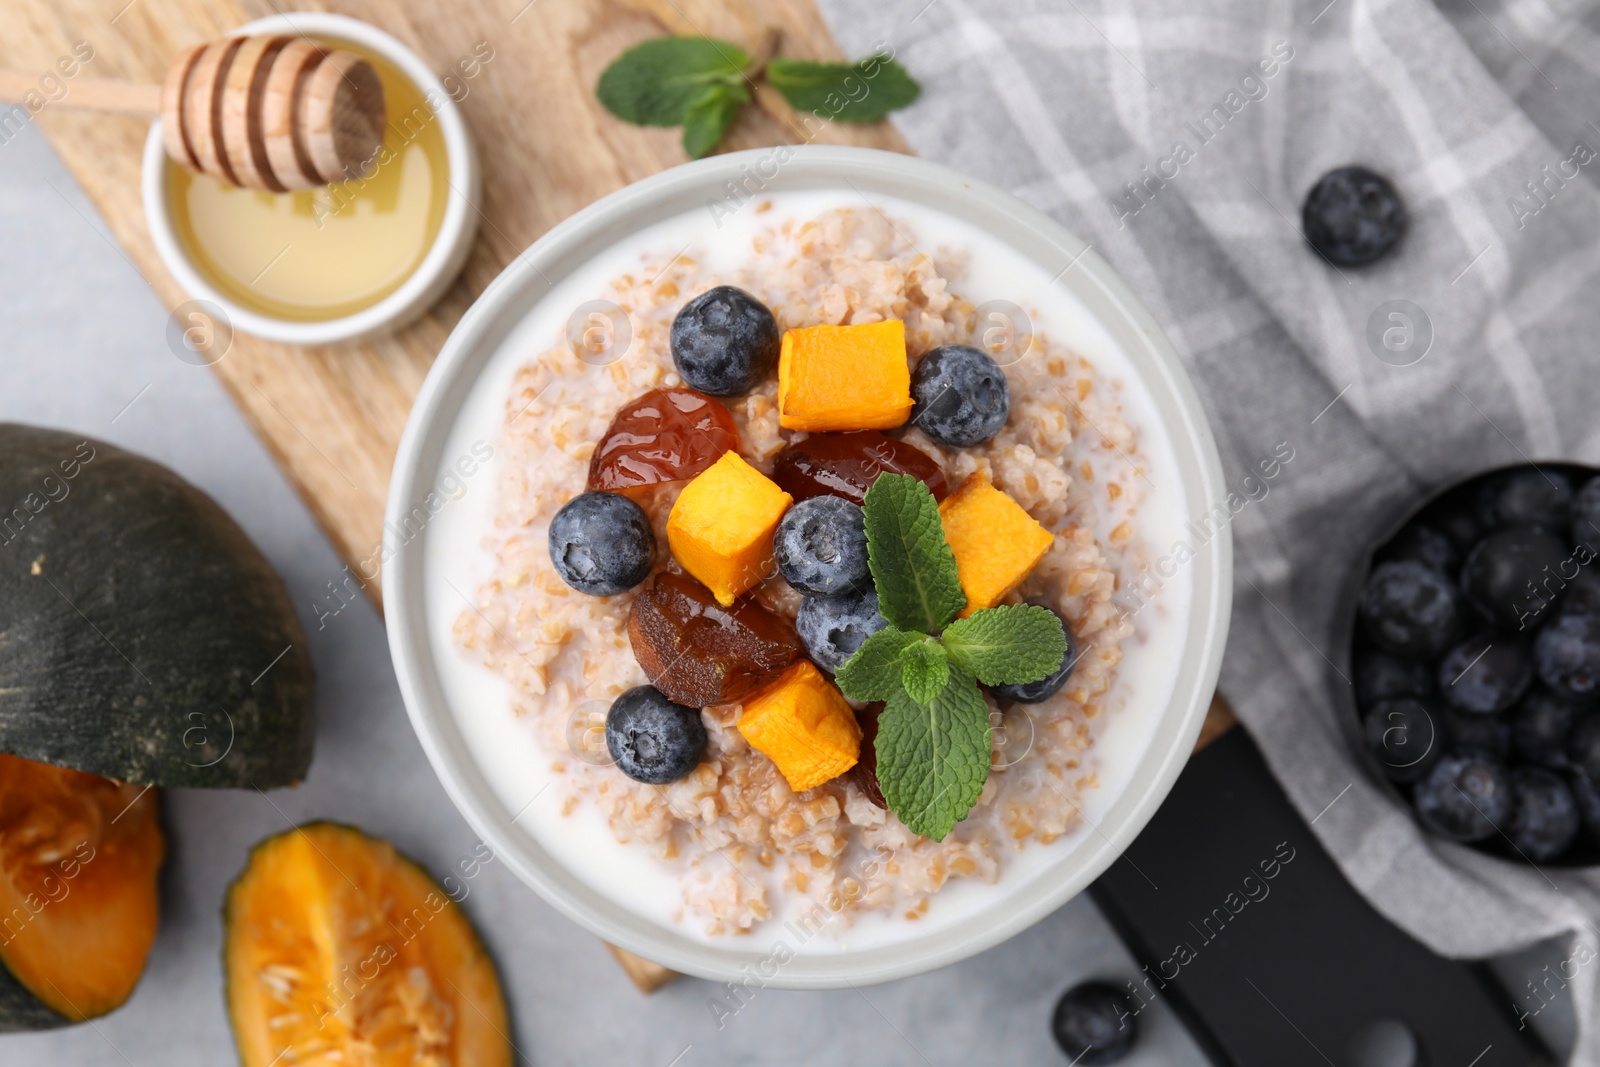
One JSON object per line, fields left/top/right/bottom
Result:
{"left": 1564, "top": 568, "right": 1600, "bottom": 617}
{"left": 1536, "top": 613, "right": 1600, "bottom": 702}
{"left": 1425, "top": 501, "right": 1482, "bottom": 555}
{"left": 989, "top": 607, "right": 1077, "bottom": 704}
{"left": 1476, "top": 468, "right": 1572, "bottom": 532}
{"left": 1573, "top": 475, "right": 1600, "bottom": 552}
{"left": 1441, "top": 707, "right": 1511, "bottom": 760}
{"left": 1413, "top": 754, "right": 1512, "bottom": 842}
{"left": 1362, "top": 699, "right": 1440, "bottom": 783}
{"left": 1354, "top": 648, "right": 1435, "bottom": 709}
{"left": 669, "top": 286, "right": 779, "bottom": 396}
{"left": 1567, "top": 714, "right": 1600, "bottom": 779}
{"left": 1436, "top": 636, "right": 1531, "bottom": 715}
{"left": 1508, "top": 767, "right": 1579, "bottom": 862}
{"left": 605, "top": 685, "right": 707, "bottom": 784}
{"left": 796, "top": 588, "right": 887, "bottom": 673}
{"left": 1358, "top": 561, "right": 1460, "bottom": 659}
{"left": 1378, "top": 522, "right": 1459, "bottom": 576}
{"left": 547, "top": 491, "right": 655, "bottom": 596}
{"left": 909, "top": 344, "right": 1011, "bottom": 447}
{"left": 1050, "top": 982, "right": 1137, "bottom": 1066}
{"left": 774, "top": 496, "right": 870, "bottom": 596}
{"left": 1460, "top": 526, "right": 1570, "bottom": 630}
{"left": 1301, "top": 166, "right": 1407, "bottom": 267}
{"left": 1569, "top": 766, "right": 1600, "bottom": 845}
{"left": 1511, "top": 688, "right": 1578, "bottom": 768}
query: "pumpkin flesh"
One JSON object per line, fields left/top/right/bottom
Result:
{"left": 226, "top": 822, "right": 510, "bottom": 1067}
{"left": 0, "top": 753, "right": 163, "bottom": 1022}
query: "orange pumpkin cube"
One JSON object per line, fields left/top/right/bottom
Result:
{"left": 939, "top": 472, "right": 1055, "bottom": 616}
{"left": 778, "top": 320, "right": 914, "bottom": 431}
{"left": 738, "top": 660, "right": 861, "bottom": 792}
{"left": 667, "top": 451, "right": 793, "bottom": 606}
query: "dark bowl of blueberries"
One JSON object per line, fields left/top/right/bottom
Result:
{"left": 1345, "top": 462, "right": 1600, "bottom": 866}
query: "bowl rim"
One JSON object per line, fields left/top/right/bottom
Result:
{"left": 140, "top": 11, "right": 480, "bottom": 345}
{"left": 383, "top": 145, "right": 1233, "bottom": 986}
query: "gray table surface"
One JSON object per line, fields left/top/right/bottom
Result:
{"left": 0, "top": 122, "right": 1219, "bottom": 1066}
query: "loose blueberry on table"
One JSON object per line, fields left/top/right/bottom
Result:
{"left": 547, "top": 284, "right": 1077, "bottom": 844}
{"left": 1301, "top": 165, "right": 1407, "bottom": 267}
{"left": 1050, "top": 981, "right": 1138, "bottom": 1065}
{"left": 1353, "top": 464, "right": 1600, "bottom": 864}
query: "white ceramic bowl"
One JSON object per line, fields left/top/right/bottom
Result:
{"left": 141, "top": 13, "right": 479, "bottom": 345}
{"left": 385, "top": 146, "right": 1231, "bottom": 987}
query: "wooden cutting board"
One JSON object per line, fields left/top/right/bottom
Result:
{"left": 7, "top": 0, "right": 1233, "bottom": 994}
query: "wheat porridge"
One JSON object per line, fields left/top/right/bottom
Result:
{"left": 432, "top": 191, "right": 1189, "bottom": 943}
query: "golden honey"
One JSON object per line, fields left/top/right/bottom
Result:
{"left": 166, "top": 42, "right": 449, "bottom": 322}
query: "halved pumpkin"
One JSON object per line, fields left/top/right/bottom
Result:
{"left": 0, "top": 753, "right": 164, "bottom": 1031}
{"left": 0, "top": 424, "right": 315, "bottom": 789}
{"left": 225, "top": 822, "right": 511, "bottom": 1067}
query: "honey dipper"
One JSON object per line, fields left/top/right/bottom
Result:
{"left": 0, "top": 35, "right": 386, "bottom": 192}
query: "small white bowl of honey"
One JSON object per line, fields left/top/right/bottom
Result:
{"left": 142, "top": 12, "right": 479, "bottom": 344}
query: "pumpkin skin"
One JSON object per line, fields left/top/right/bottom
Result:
{"left": 0, "top": 424, "right": 314, "bottom": 788}
{"left": 0, "top": 753, "right": 164, "bottom": 1031}
{"left": 224, "top": 822, "right": 512, "bottom": 1067}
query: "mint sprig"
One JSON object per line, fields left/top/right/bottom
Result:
{"left": 596, "top": 38, "right": 750, "bottom": 128}
{"left": 835, "top": 626, "right": 921, "bottom": 700}
{"left": 876, "top": 668, "right": 992, "bottom": 842}
{"left": 681, "top": 85, "right": 748, "bottom": 159}
{"left": 836, "top": 473, "right": 1067, "bottom": 841}
{"left": 863, "top": 474, "right": 966, "bottom": 634}
{"left": 767, "top": 55, "right": 921, "bottom": 123}
{"left": 899, "top": 639, "right": 949, "bottom": 705}
{"left": 943, "top": 604, "right": 1068, "bottom": 686}
{"left": 597, "top": 37, "right": 919, "bottom": 159}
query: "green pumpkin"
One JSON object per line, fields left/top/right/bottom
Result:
{"left": 0, "top": 424, "right": 314, "bottom": 788}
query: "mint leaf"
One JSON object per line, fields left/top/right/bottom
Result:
{"left": 766, "top": 55, "right": 920, "bottom": 123}
{"left": 680, "top": 84, "right": 747, "bottom": 158}
{"left": 597, "top": 37, "right": 751, "bottom": 127}
{"left": 836, "top": 626, "right": 921, "bottom": 701}
{"left": 899, "top": 639, "right": 948, "bottom": 705}
{"left": 942, "top": 604, "right": 1068, "bottom": 685}
{"left": 862, "top": 473, "right": 965, "bottom": 634}
{"left": 875, "top": 667, "right": 991, "bottom": 841}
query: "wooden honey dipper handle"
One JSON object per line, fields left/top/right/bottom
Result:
{"left": 0, "top": 35, "right": 385, "bottom": 192}
{"left": 0, "top": 72, "right": 161, "bottom": 115}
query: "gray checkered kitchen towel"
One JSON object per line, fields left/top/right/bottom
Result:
{"left": 813, "top": 0, "right": 1600, "bottom": 1057}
